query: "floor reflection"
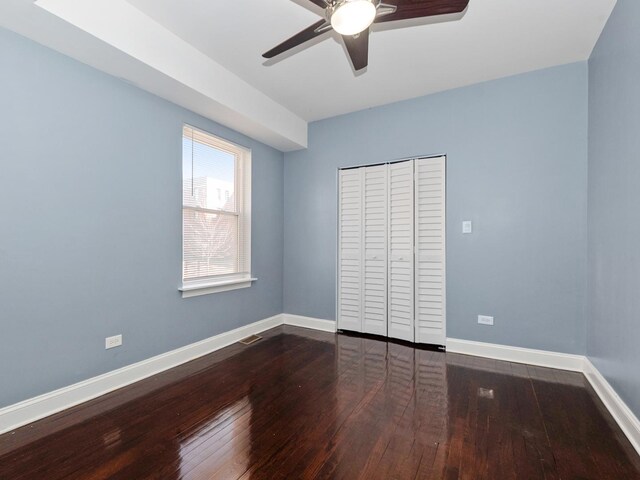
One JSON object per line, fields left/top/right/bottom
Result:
{"left": 1, "top": 328, "right": 639, "bottom": 480}
{"left": 178, "top": 396, "right": 252, "bottom": 479}
{"left": 327, "top": 336, "right": 450, "bottom": 479}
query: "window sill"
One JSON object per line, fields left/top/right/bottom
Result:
{"left": 180, "top": 277, "right": 257, "bottom": 298}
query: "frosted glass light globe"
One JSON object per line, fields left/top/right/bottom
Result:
{"left": 331, "top": 0, "right": 377, "bottom": 36}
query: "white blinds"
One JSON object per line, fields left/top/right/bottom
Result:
{"left": 337, "top": 168, "right": 363, "bottom": 332}
{"left": 388, "top": 161, "right": 415, "bottom": 342}
{"left": 362, "top": 164, "right": 388, "bottom": 336}
{"left": 182, "top": 125, "right": 251, "bottom": 284}
{"left": 414, "top": 157, "right": 446, "bottom": 345}
{"left": 337, "top": 157, "right": 446, "bottom": 346}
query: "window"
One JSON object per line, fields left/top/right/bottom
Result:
{"left": 180, "top": 125, "right": 253, "bottom": 297}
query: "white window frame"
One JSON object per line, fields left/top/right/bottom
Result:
{"left": 179, "top": 125, "right": 255, "bottom": 298}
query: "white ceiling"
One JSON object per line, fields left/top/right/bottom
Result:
{"left": 0, "top": 0, "right": 616, "bottom": 150}
{"left": 126, "top": 0, "right": 616, "bottom": 121}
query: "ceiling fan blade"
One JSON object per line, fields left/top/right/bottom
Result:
{"left": 375, "top": 0, "right": 469, "bottom": 23}
{"left": 342, "top": 28, "right": 370, "bottom": 71}
{"left": 263, "top": 19, "right": 331, "bottom": 58}
{"left": 306, "top": 0, "right": 328, "bottom": 7}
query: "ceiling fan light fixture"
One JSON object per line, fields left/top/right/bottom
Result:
{"left": 330, "top": 0, "right": 377, "bottom": 36}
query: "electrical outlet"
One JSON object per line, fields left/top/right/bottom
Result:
{"left": 478, "top": 387, "right": 495, "bottom": 399}
{"left": 478, "top": 315, "right": 494, "bottom": 326}
{"left": 462, "top": 220, "right": 473, "bottom": 234}
{"left": 105, "top": 334, "right": 123, "bottom": 349}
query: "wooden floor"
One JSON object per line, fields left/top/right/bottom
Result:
{"left": 1, "top": 326, "right": 639, "bottom": 479}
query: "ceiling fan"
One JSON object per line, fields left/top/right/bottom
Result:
{"left": 263, "top": 0, "right": 470, "bottom": 71}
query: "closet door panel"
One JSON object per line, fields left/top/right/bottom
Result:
{"left": 415, "top": 156, "right": 446, "bottom": 345}
{"left": 388, "top": 161, "right": 415, "bottom": 342}
{"left": 362, "top": 164, "right": 388, "bottom": 335}
{"left": 338, "top": 169, "right": 363, "bottom": 332}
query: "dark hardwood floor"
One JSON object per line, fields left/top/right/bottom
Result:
{"left": 1, "top": 325, "right": 639, "bottom": 479}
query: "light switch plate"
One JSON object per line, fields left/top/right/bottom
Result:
{"left": 105, "top": 334, "right": 123, "bottom": 349}
{"left": 462, "top": 221, "right": 472, "bottom": 234}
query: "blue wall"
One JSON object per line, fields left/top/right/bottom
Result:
{"left": 0, "top": 22, "right": 600, "bottom": 410}
{"left": 284, "top": 63, "right": 589, "bottom": 354}
{"left": 0, "top": 28, "right": 284, "bottom": 408}
{"left": 588, "top": 0, "right": 640, "bottom": 418}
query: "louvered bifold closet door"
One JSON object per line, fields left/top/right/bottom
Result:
{"left": 338, "top": 168, "right": 363, "bottom": 332}
{"left": 388, "top": 161, "right": 415, "bottom": 342}
{"left": 362, "top": 164, "right": 388, "bottom": 335}
{"left": 414, "top": 156, "right": 446, "bottom": 345}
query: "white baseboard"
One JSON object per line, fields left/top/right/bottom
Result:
{"left": 0, "top": 314, "right": 284, "bottom": 435}
{"left": 446, "top": 338, "right": 585, "bottom": 372}
{"left": 3, "top": 314, "right": 639, "bottom": 460}
{"left": 283, "top": 314, "right": 337, "bottom": 333}
{"left": 446, "top": 338, "right": 640, "bottom": 456}
{"left": 584, "top": 358, "right": 640, "bottom": 455}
